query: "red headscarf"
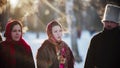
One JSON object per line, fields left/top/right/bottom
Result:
{"left": 4, "top": 19, "right": 31, "bottom": 52}
{"left": 4, "top": 20, "right": 22, "bottom": 41}
{"left": 1, "top": 20, "right": 31, "bottom": 67}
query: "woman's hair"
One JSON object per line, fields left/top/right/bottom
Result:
{"left": 46, "top": 20, "right": 62, "bottom": 38}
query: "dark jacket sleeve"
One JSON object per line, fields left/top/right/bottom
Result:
{"left": 84, "top": 37, "right": 96, "bottom": 68}
{"left": 0, "top": 43, "right": 9, "bottom": 68}
{"left": 29, "top": 48, "right": 35, "bottom": 68}
{"left": 0, "top": 44, "right": 4, "bottom": 68}
{"left": 25, "top": 46, "right": 35, "bottom": 68}
{"left": 68, "top": 47, "right": 74, "bottom": 68}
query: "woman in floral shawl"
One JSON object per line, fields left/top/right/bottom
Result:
{"left": 0, "top": 20, "right": 35, "bottom": 68}
{"left": 36, "top": 20, "right": 74, "bottom": 68}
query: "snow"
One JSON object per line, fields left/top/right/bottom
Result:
{"left": 23, "top": 30, "right": 92, "bottom": 68}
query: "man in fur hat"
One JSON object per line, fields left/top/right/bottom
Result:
{"left": 84, "top": 4, "right": 120, "bottom": 68}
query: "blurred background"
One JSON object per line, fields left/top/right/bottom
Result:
{"left": 0, "top": 0, "right": 119, "bottom": 34}
{"left": 0, "top": 0, "right": 120, "bottom": 68}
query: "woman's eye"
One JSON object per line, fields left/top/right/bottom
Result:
{"left": 54, "top": 30, "right": 57, "bottom": 33}
{"left": 18, "top": 30, "right": 21, "bottom": 32}
{"left": 59, "top": 30, "right": 62, "bottom": 32}
{"left": 12, "top": 30, "right": 17, "bottom": 32}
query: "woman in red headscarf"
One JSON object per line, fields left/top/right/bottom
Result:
{"left": 36, "top": 20, "right": 74, "bottom": 68}
{"left": 0, "top": 20, "right": 35, "bottom": 68}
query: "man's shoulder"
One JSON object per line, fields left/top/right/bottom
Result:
{"left": 92, "top": 31, "right": 102, "bottom": 37}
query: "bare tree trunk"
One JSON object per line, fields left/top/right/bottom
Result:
{"left": 71, "top": 22, "right": 82, "bottom": 63}
{"left": 65, "top": 0, "right": 82, "bottom": 63}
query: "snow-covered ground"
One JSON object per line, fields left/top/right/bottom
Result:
{"left": 23, "top": 30, "right": 92, "bottom": 68}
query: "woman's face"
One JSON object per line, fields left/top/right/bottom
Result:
{"left": 11, "top": 24, "right": 22, "bottom": 41}
{"left": 52, "top": 25, "right": 62, "bottom": 42}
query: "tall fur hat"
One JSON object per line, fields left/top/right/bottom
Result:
{"left": 102, "top": 4, "right": 120, "bottom": 23}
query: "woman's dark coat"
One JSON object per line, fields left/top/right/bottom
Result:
{"left": 0, "top": 40, "right": 35, "bottom": 68}
{"left": 36, "top": 40, "right": 74, "bottom": 68}
{"left": 84, "top": 27, "right": 120, "bottom": 68}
